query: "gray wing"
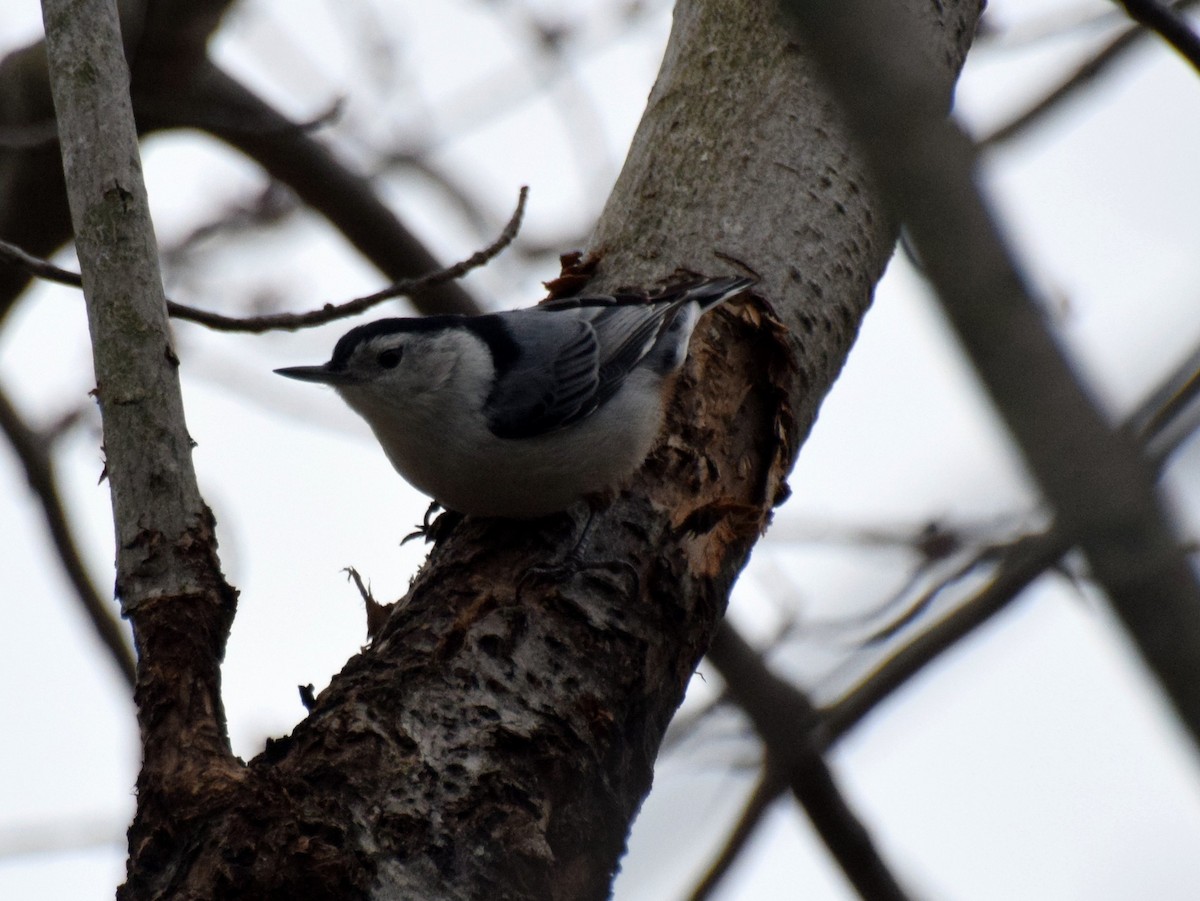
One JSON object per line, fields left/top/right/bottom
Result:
{"left": 483, "top": 300, "right": 675, "bottom": 440}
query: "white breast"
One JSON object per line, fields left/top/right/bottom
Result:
{"left": 336, "top": 332, "right": 669, "bottom": 517}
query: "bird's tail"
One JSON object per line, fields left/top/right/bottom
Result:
{"left": 670, "top": 275, "right": 756, "bottom": 312}
{"left": 646, "top": 275, "right": 755, "bottom": 374}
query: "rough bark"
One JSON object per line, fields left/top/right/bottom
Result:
{"left": 192, "top": 3, "right": 973, "bottom": 899}
{"left": 42, "top": 0, "right": 981, "bottom": 898}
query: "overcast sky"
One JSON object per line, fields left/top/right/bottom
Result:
{"left": 3, "top": 1, "right": 1200, "bottom": 899}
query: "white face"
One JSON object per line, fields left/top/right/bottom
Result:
{"left": 328, "top": 326, "right": 503, "bottom": 507}
{"left": 341, "top": 331, "right": 454, "bottom": 392}
{"left": 334, "top": 327, "right": 494, "bottom": 422}
{"left": 341, "top": 332, "right": 415, "bottom": 387}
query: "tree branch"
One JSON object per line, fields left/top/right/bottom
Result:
{"left": 707, "top": 622, "right": 913, "bottom": 901}
{"left": 0, "top": 185, "right": 526, "bottom": 333}
{"left": 142, "top": 61, "right": 482, "bottom": 316}
{"left": 0, "top": 238, "right": 82, "bottom": 288}
{"left": 685, "top": 105, "right": 1200, "bottom": 895}
{"left": 1116, "top": 0, "right": 1200, "bottom": 73}
{"left": 41, "top": 0, "right": 241, "bottom": 880}
{"left": 1, "top": 0, "right": 479, "bottom": 323}
{"left": 688, "top": 765, "right": 788, "bottom": 901}
{"left": 981, "top": 1, "right": 1200, "bottom": 147}
{"left": 0, "top": 0, "right": 240, "bottom": 321}
{"left": 0, "top": 383, "right": 136, "bottom": 688}
{"left": 823, "top": 330, "right": 1200, "bottom": 739}
{"left": 782, "top": 0, "right": 1200, "bottom": 754}
{"left": 824, "top": 530, "right": 1069, "bottom": 741}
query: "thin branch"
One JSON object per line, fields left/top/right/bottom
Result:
{"left": 697, "top": 338, "right": 1200, "bottom": 877}
{"left": 0, "top": 383, "right": 136, "bottom": 688}
{"left": 982, "top": 0, "right": 1200, "bottom": 147}
{"left": 0, "top": 238, "right": 81, "bottom": 288}
{"left": 975, "top": 5, "right": 1132, "bottom": 48}
{"left": 0, "top": 186, "right": 528, "bottom": 333}
{"left": 379, "top": 151, "right": 500, "bottom": 243}
{"left": 0, "top": 0, "right": 240, "bottom": 320}
{"left": 824, "top": 531, "right": 1069, "bottom": 741}
{"left": 663, "top": 618, "right": 804, "bottom": 754}
{"left": 0, "top": 119, "right": 60, "bottom": 151}
{"left": 165, "top": 185, "right": 526, "bottom": 332}
{"left": 707, "top": 621, "right": 913, "bottom": 901}
{"left": 688, "top": 765, "right": 789, "bottom": 901}
{"left": 1135, "top": 346, "right": 1200, "bottom": 468}
{"left": 1116, "top": 0, "right": 1200, "bottom": 73}
{"left": 161, "top": 181, "right": 298, "bottom": 271}
{"left": 162, "top": 62, "right": 482, "bottom": 317}
{"left": 982, "top": 29, "right": 1137, "bottom": 147}
{"left": 692, "top": 536, "right": 1065, "bottom": 893}
{"left": 824, "top": 330, "right": 1200, "bottom": 741}
{"left": 691, "top": 339, "right": 1200, "bottom": 901}
{"left": 0, "top": 97, "right": 345, "bottom": 152}
{"left": 690, "top": 537, "right": 1068, "bottom": 892}
{"left": 855, "top": 536, "right": 1022, "bottom": 646}
{"left": 790, "top": 520, "right": 1027, "bottom": 647}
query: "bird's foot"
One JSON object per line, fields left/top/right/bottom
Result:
{"left": 401, "top": 501, "right": 464, "bottom": 545}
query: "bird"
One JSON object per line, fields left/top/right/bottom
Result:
{"left": 275, "top": 275, "right": 754, "bottom": 519}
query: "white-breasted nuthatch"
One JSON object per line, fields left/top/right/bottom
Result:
{"left": 276, "top": 275, "right": 753, "bottom": 518}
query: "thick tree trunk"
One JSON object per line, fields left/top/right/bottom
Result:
{"left": 42, "top": 0, "right": 981, "bottom": 898}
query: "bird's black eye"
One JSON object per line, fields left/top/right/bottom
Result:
{"left": 377, "top": 348, "right": 403, "bottom": 369}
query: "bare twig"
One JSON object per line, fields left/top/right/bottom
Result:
{"left": 982, "top": 0, "right": 1200, "bottom": 147}
{"left": 161, "top": 182, "right": 298, "bottom": 270}
{"left": 855, "top": 533, "right": 1030, "bottom": 646}
{"left": 825, "top": 531, "right": 1069, "bottom": 741}
{"left": 824, "top": 330, "right": 1200, "bottom": 739}
{"left": 692, "top": 535, "right": 1068, "bottom": 888}
{"left": 0, "top": 238, "right": 82, "bottom": 287}
{"left": 663, "top": 618, "right": 804, "bottom": 754}
{"left": 786, "top": 519, "right": 1027, "bottom": 646}
{"left": 165, "top": 185, "right": 526, "bottom": 332}
{"left": 0, "top": 384, "right": 136, "bottom": 688}
{"left": 171, "top": 62, "right": 482, "bottom": 316}
{"left": 378, "top": 151, "right": 497, "bottom": 240}
{"left": 1134, "top": 342, "right": 1200, "bottom": 466}
{"left": 975, "top": 4, "right": 1129, "bottom": 47}
{"left": 0, "top": 98, "right": 342, "bottom": 153}
{"left": 0, "top": 1, "right": 240, "bottom": 318}
{"left": 1116, "top": 0, "right": 1200, "bottom": 74}
{"left": 0, "top": 119, "right": 60, "bottom": 151}
{"left": 707, "top": 621, "right": 913, "bottom": 901}
{"left": 0, "top": 186, "right": 528, "bottom": 333}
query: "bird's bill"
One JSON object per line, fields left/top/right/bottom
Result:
{"left": 274, "top": 364, "right": 356, "bottom": 385}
